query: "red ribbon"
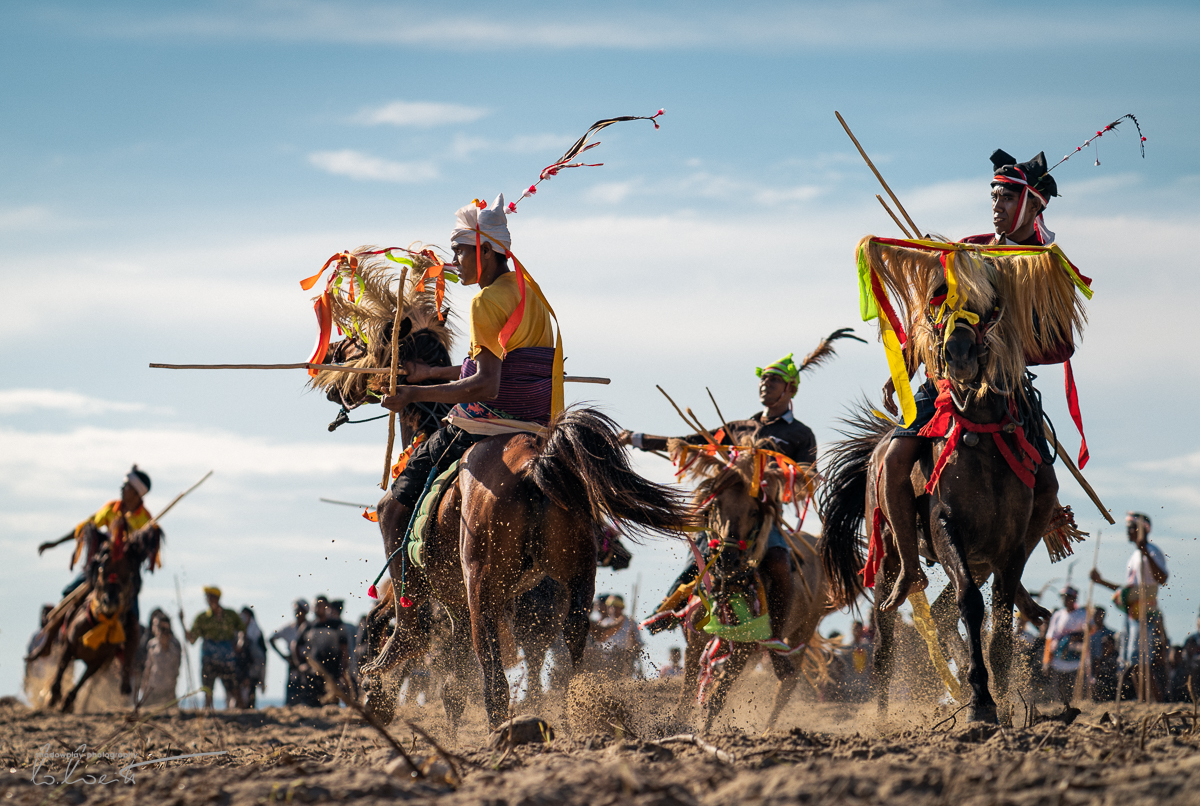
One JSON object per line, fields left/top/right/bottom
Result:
{"left": 1064, "top": 359, "right": 1089, "bottom": 468}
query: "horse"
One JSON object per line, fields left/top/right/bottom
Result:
{"left": 363, "top": 409, "right": 691, "bottom": 730}
{"left": 44, "top": 525, "right": 163, "bottom": 712}
{"left": 819, "top": 238, "right": 1085, "bottom": 723}
{"left": 668, "top": 439, "right": 833, "bottom": 731}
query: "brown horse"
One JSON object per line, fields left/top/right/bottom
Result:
{"left": 363, "top": 409, "right": 690, "bottom": 730}
{"left": 668, "top": 440, "right": 833, "bottom": 731}
{"left": 44, "top": 525, "right": 163, "bottom": 712}
{"left": 820, "top": 319, "right": 1065, "bottom": 719}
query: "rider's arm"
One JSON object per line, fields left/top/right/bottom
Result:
{"left": 37, "top": 533, "right": 75, "bottom": 555}
{"left": 1088, "top": 569, "right": 1120, "bottom": 591}
{"left": 381, "top": 350, "right": 502, "bottom": 411}
{"left": 402, "top": 361, "right": 462, "bottom": 384}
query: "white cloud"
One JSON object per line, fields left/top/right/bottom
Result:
{"left": 307, "top": 150, "right": 438, "bottom": 183}
{"left": 449, "top": 132, "right": 568, "bottom": 161}
{"left": 0, "top": 389, "right": 164, "bottom": 416}
{"left": 355, "top": 100, "right": 487, "bottom": 127}
{"left": 0, "top": 205, "right": 53, "bottom": 231}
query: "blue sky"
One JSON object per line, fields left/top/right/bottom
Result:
{"left": 3, "top": 0, "right": 1199, "bottom": 701}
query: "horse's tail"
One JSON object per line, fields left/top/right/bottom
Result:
{"left": 530, "top": 408, "right": 691, "bottom": 533}
{"left": 817, "top": 404, "right": 893, "bottom": 607}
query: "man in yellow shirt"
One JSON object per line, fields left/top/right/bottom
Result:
{"left": 38, "top": 466, "right": 153, "bottom": 597}
{"left": 378, "top": 195, "right": 557, "bottom": 541}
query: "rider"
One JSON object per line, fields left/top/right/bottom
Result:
{"left": 377, "top": 194, "right": 557, "bottom": 549}
{"left": 624, "top": 354, "right": 817, "bottom": 654}
{"left": 878, "top": 150, "right": 1067, "bottom": 610}
{"left": 38, "top": 466, "right": 153, "bottom": 598}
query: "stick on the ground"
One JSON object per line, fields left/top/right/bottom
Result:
{"left": 381, "top": 268, "right": 410, "bottom": 489}
{"left": 835, "top": 111, "right": 922, "bottom": 237}
{"left": 658, "top": 734, "right": 735, "bottom": 764}
{"left": 877, "top": 194, "right": 915, "bottom": 238}
{"left": 313, "top": 664, "right": 423, "bottom": 778}
{"left": 1043, "top": 419, "right": 1115, "bottom": 524}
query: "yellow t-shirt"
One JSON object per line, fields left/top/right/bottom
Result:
{"left": 468, "top": 272, "right": 554, "bottom": 359}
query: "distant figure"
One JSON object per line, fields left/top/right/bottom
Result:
{"left": 182, "top": 586, "right": 244, "bottom": 709}
{"left": 236, "top": 606, "right": 267, "bottom": 708}
{"left": 1091, "top": 511, "right": 1169, "bottom": 700}
{"left": 659, "top": 647, "right": 684, "bottom": 679}
{"left": 1089, "top": 607, "right": 1119, "bottom": 702}
{"left": 594, "top": 595, "right": 643, "bottom": 678}
{"left": 1043, "top": 586, "right": 1087, "bottom": 702}
{"left": 1180, "top": 609, "right": 1200, "bottom": 703}
{"left": 140, "top": 613, "right": 181, "bottom": 707}
{"left": 269, "top": 599, "right": 310, "bottom": 706}
{"left": 295, "top": 595, "right": 349, "bottom": 704}
{"left": 845, "top": 620, "right": 874, "bottom": 702}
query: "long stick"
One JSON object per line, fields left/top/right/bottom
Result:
{"left": 1044, "top": 419, "right": 1115, "bottom": 524}
{"left": 705, "top": 387, "right": 731, "bottom": 437}
{"left": 1074, "top": 529, "right": 1103, "bottom": 703}
{"left": 150, "top": 362, "right": 608, "bottom": 384}
{"left": 175, "top": 575, "right": 197, "bottom": 710}
{"left": 381, "top": 268, "right": 410, "bottom": 489}
{"left": 877, "top": 194, "right": 914, "bottom": 238}
{"left": 148, "top": 470, "right": 213, "bottom": 529}
{"left": 1137, "top": 520, "right": 1150, "bottom": 702}
{"left": 319, "top": 497, "right": 375, "bottom": 509}
{"left": 835, "top": 111, "right": 922, "bottom": 237}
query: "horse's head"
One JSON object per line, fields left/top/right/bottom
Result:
{"left": 930, "top": 252, "right": 1004, "bottom": 394}
{"left": 90, "top": 551, "right": 131, "bottom": 618}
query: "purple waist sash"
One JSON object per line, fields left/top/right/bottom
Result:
{"left": 448, "top": 346, "right": 554, "bottom": 425}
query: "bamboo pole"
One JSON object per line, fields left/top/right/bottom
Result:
{"left": 150, "top": 362, "right": 609, "bottom": 384}
{"left": 835, "top": 111, "right": 922, "bottom": 237}
{"left": 705, "top": 387, "right": 731, "bottom": 438}
{"left": 381, "top": 268, "right": 410, "bottom": 489}
{"left": 1044, "top": 419, "right": 1115, "bottom": 524}
{"left": 655, "top": 385, "right": 724, "bottom": 455}
{"left": 147, "top": 470, "right": 213, "bottom": 530}
{"left": 877, "top": 194, "right": 915, "bottom": 238}
{"left": 1137, "top": 519, "right": 1150, "bottom": 702}
{"left": 1074, "top": 530, "right": 1102, "bottom": 703}
{"left": 319, "top": 497, "right": 375, "bottom": 509}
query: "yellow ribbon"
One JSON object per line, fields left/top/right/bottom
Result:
{"left": 907, "top": 589, "right": 962, "bottom": 702}
{"left": 81, "top": 604, "right": 126, "bottom": 651}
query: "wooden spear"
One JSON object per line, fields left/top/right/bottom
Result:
{"left": 877, "top": 194, "right": 915, "bottom": 238}
{"left": 835, "top": 111, "right": 923, "bottom": 237}
{"left": 381, "top": 268, "right": 410, "bottom": 489}
{"left": 1044, "top": 419, "right": 1115, "bottom": 525}
{"left": 150, "top": 363, "right": 610, "bottom": 384}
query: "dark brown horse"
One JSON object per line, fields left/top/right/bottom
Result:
{"left": 42, "top": 525, "right": 163, "bottom": 712}
{"left": 363, "top": 409, "right": 690, "bottom": 730}
{"left": 820, "top": 329, "right": 1058, "bottom": 723}
{"left": 669, "top": 441, "right": 833, "bottom": 731}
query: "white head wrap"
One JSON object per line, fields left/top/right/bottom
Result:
{"left": 450, "top": 194, "right": 511, "bottom": 251}
{"left": 126, "top": 465, "right": 150, "bottom": 498}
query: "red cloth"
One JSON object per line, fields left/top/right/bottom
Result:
{"left": 917, "top": 380, "right": 1040, "bottom": 491}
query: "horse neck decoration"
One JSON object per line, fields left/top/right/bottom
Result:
{"left": 308, "top": 247, "right": 457, "bottom": 438}
{"left": 668, "top": 437, "right": 831, "bottom": 731}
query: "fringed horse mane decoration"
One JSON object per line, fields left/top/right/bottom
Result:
{"left": 858, "top": 235, "right": 1090, "bottom": 405}
{"left": 303, "top": 246, "right": 458, "bottom": 411}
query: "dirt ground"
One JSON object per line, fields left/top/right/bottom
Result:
{"left": 4, "top": 669, "right": 1199, "bottom": 806}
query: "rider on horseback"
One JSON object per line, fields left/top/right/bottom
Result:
{"left": 377, "top": 195, "right": 558, "bottom": 547}
{"left": 37, "top": 466, "right": 153, "bottom": 599}
{"left": 878, "top": 150, "right": 1070, "bottom": 611}
{"left": 625, "top": 354, "right": 818, "bottom": 654}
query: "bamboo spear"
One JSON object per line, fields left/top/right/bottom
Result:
{"left": 149, "top": 363, "right": 609, "bottom": 384}
{"left": 381, "top": 268, "right": 410, "bottom": 489}
{"left": 1137, "top": 518, "right": 1151, "bottom": 702}
{"left": 835, "top": 111, "right": 922, "bottom": 237}
{"left": 1044, "top": 419, "right": 1115, "bottom": 525}
{"left": 877, "top": 195, "right": 915, "bottom": 238}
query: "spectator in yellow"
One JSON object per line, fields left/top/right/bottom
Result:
{"left": 182, "top": 586, "right": 244, "bottom": 709}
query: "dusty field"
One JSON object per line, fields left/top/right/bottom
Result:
{"left": 3, "top": 673, "right": 1199, "bottom": 806}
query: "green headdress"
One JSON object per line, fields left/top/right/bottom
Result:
{"left": 756, "top": 353, "right": 800, "bottom": 387}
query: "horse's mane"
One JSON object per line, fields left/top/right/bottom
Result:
{"left": 859, "top": 235, "right": 1087, "bottom": 396}
{"left": 308, "top": 245, "right": 458, "bottom": 404}
{"left": 668, "top": 437, "right": 813, "bottom": 507}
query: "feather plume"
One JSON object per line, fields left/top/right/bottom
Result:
{"left": 798, "top": 328, "right": 867, "bottom": 374}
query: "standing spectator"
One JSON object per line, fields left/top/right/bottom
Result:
{"left": 1089, "top": 607, "right": 1119, "bottom": 702}
{"left": 181, "top": 585, "right": 244, "bottom": 709}
{"left": 1042, "top": 586, "right": 1087, "bottom": 702}
{"left": 845, "top": 620, "right": 874, "bottom": 702}
{"left": 140, "top": 613, "right": 182, "bottom": 707}
{"left": 295, "top": 595, "right": 349, "bottom": 704}
{"left": 1179, "top": 609, "right": 1200, "bottom": 703}
{"left": 236, "top": 606, "right": 267, "bottom": 708}
{"left": 659, "top": 647, "right": 684, "bottom": 679}
{"left": 1091, "top": 511, "right": 1169, "bottom": 700}
{"left": 594, "top": 595, "right": 643, "bottom": 678}
{"left": 269, "top": 599, "right": 310, "bottom": 706}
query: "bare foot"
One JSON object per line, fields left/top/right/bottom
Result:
{"left": 878, "top": 566, "right": 928, "bottom": 612}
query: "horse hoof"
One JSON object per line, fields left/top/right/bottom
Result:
{"left": 362, "top": 689, "right": 396, "bottom": 725}
{"left": 965, "top": 705, "right": 999, "bottom": 725}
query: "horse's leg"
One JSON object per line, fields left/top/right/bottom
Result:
{"left": 988, "top": 549, "right": 1026, "bottom": 709}
{"left": 931, "top": 584, "right": 970, "bottom": 681}
{"left": 366, "top": 496, "right": 424, "bottom": 678}
{"left": 48, "top": 641, "right": 74, "bottom": 707}
{"left": 703, "top": 641, "right": 754, "bottom": 732}
{"left": 513, "top": 580, "right": 560, "bottom": 710}
{"left": 873, "top": 596, "right": 897, "bottom": 724}
{"left": 120, "top": 612, "right": 138, "bottom": 699}
{"left": 674, "top": 623, "right": 705, "bottom": 720}
{"left": 764, "top": 650, "right": 800, "bottom": 731}
{"left": 62, "top": 655, "right": 106, "bottom": 714}
{"left": 439, "top": 610, "right": 474, "bottom": 737}
{"left": 937, "top": 518, "right": 996, "bottom": 723}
